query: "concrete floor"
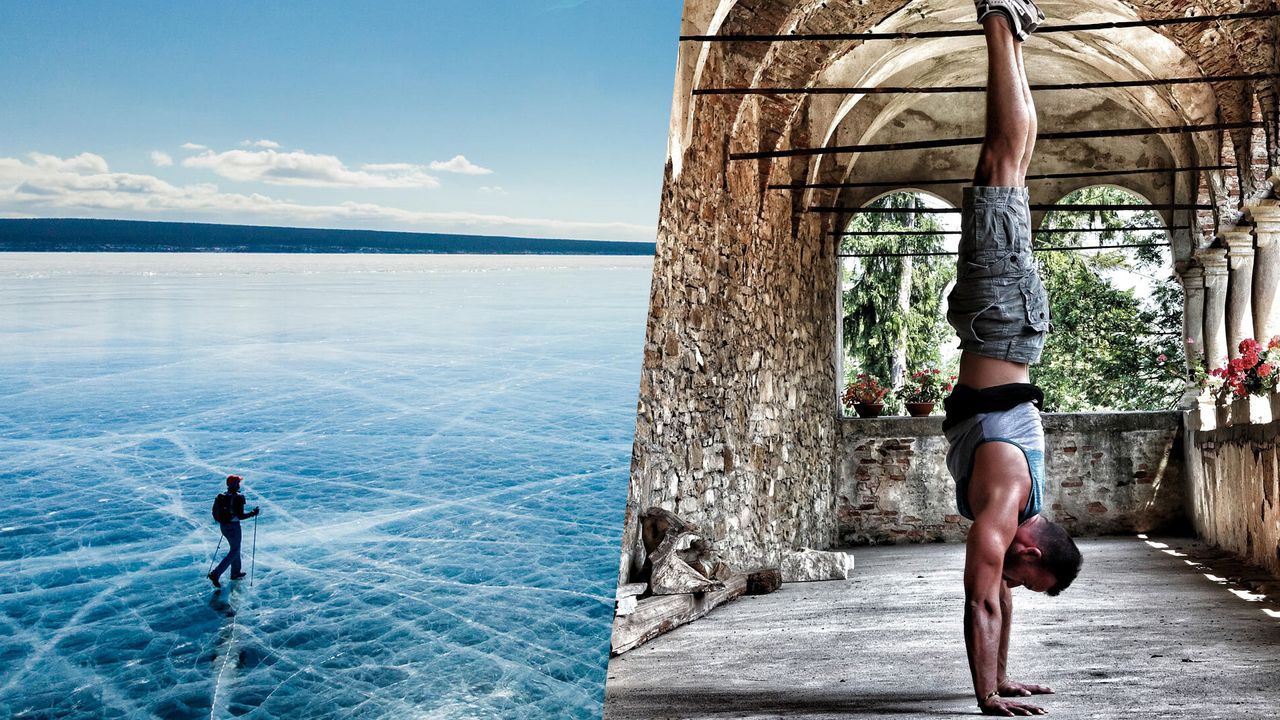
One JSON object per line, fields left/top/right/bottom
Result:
{"left": 604, "top": 537, "right": 1280, "bottom": 720}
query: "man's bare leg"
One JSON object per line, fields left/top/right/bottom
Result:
{"left": 1013, "top": 42, "right": 1036, "bottom": 182}
{"left": 973, "top": 17, "right": 1029, "bottom": 189}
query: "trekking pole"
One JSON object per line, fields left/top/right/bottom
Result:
{"left": 206, "top": 535, "right": 224, "bottom": 577}
{"left": 250, "top": 513, "right": 258, "bottom": 588}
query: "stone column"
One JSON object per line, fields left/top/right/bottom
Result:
{"left": 1198, "top": 247, "right": 1230, "bottom": 371}
{"left": 1247, "top": 204, "right": 1280, "bottom": 341}
{"left": 1222, "top": 231, "right": 1255, "bottom": 358}
{"left": 1179, "top": 263, "right": 1206, "bottom": 373}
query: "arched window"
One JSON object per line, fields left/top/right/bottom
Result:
{"left": 1033, "top": 185, "right": 1185, "bottom": 411}
{"left": 837, "top": 185, "right": 1186, "bottom": 415}
{"left": 838, "top": 190, "right": 959, "bottom": 415}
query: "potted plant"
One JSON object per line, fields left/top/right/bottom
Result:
{"left": 843, "top": 373, "right": 890, "bottom": 418}
{"left": 899, "top": 368, "right": 954, "bottom": 417}
{"left": 1210, "top": 336, "right": 1280, "bottom": 399}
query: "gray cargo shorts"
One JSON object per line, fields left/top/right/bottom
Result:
{"left": 945, "top": 186, "right": 1049, "bottom": 365}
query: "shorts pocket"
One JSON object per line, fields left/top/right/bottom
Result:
{"left": 948, "top": 283, "right": 1008, "bottom": 343}
{"left": 960, "top": 203, "right": 1009, "bottom": 260}
{"left": 1020, "top": 271, "right": 1050, "bottom": 332}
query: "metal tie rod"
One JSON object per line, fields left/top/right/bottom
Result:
{"left": 697, "top": 72, "right": 1280, "bottom": 96}
{"left": 833, "top": 225, "right": 1188, "bottom": 236}
{"left": 838, "top": 242, "right": 1171, "bottom": 258}
{"left": 681, "top": 9, "right": 1280, "bottom": 42}
{"left": 734, "top": 121, "right": 1262, "bottom": 161}
{"left": 813, "top": 204, "right": 1211, "bottom": 214}
{"left": 773, "top": 165, "right": 1231, "bottom": 191}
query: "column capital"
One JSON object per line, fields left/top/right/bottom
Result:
{"left": 1222, "top": 231, "right": 1256, "bottom": 267}
{"left": 1221, "top": 229, "right": 1255, "bottom": 251}
{"left": 1246, "top": 202, "right": 1280, "bottom": 236}
{"left": 1195, "top": 246, "right": 1229, "bottom": 274}
{"left": 1178, "top": 263, "right": 1206, "bottom": 290}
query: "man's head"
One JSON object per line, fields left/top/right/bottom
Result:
{"left": 1004, "top": 515, "right": 1082, "bottom": 596}
{"left": 226, "top": 475, "right": 242, "bottom": 491}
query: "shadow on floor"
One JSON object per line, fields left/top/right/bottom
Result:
{"left": 605, "top": 689, "right": 976, "bottom": 718}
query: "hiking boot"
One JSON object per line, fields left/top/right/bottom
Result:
{"left": 975, "top": 0, "right": 1044, "bottom": 40}
{"left": 230, "top": 573, "right": 248, "bottom": 581}
{"left": 208, "top": 572, "right": 221, "bottom": 589}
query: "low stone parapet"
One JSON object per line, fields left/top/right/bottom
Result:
{"left": 836, "top": 411, "right": 1186, "bottom": 544}
{"left": 1186, "top": 413, "right": 1280, "bottom": 577}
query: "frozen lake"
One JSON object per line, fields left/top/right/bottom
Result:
{"left": 0, "top": 253, "right": 652, "bottom": 719}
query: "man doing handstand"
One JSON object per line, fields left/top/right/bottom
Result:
{"left": 943, "top": 0, "right": 1083, "bottom": 715}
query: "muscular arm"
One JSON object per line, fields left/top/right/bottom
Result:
{"left": 997, "top": 578, "right": 1012, "bottom": 686}
{"left": 964, "top": 442, "right": 1047, "bottom": 715}
{"left": 964, "top": 511, "right": 1015, "bottom": 705}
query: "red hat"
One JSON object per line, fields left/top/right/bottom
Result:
{"left": 226, "top": 475, "right": 243, "bottom": 485}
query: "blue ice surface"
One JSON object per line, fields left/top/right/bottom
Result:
{"left": 0, "top": 254, "right": 651, "bottom": 719}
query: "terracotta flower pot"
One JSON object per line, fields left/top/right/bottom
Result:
{"left": 905, "top": 402, "right": 935, "bottom": 417}
{"left": 853, "top": 402, "right": 884, "bottom": 419}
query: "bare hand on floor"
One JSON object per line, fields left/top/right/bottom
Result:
{"left": 980, "top": 696, "right": 1048, "bottom": 716}
{"left": 999, "top": 680, "right": 1053, "bottom": 696}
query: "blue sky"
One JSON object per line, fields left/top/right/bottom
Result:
{"left": 0, "top": 1, "right": 682, "bottom": 241}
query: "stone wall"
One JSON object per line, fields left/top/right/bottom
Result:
{"left": 1185, "top": 404, "right": 1280, "bottom": 577}
{"left": 618, "top": 83, "right": 841, "bottom": 585}
{"left": 835, "top": 412, "right": 1187, "bottom": 545}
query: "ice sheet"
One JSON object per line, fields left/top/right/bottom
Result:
{"left": 0, "top": 253, "right": 650, "bottom": 719}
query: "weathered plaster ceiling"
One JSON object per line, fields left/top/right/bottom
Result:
{"left": 805, "top": 0, "right": 1219, "bottom": 219}
{"left": 670, "top": 0, "right": 1277, "bottom": 261}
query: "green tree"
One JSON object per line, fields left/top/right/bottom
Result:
{"left": 841, "top": 192, "right": 955, "bottom": 408}
{"left": 1032, "top": 186, "right": 1185, "bottom": 410}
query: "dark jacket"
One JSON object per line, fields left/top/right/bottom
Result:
{"left": 218, "top": 491, "right": 254, "bottom": 522}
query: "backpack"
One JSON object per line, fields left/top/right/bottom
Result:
{"left": 212, "top": 493, "right": 233, "bottom": 523}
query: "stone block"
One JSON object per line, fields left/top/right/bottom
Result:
{"left": 745, "top": 567, "right": 782, "bottom": 595}
{"left": 780, "top": 547, "right": 853, "bottom": 582}
{"left": 616, "top": 596, "right": 638, "bottom": 616}
{"left": 616, "top": 583, "right": 648, "bottom": 600}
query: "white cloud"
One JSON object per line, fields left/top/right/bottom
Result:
{"left": 180, "top": 142, "right": 207, "bottom": 151}
{"left": 0, "top": 151, "right": 652, "bottom": 242}
{"left": 150, "top": 151, "right": 173, "bottom": 167}
{"left": 240, "top": 139, "right": 281, "bottom": 149}
{"left": 25, "top": 152, "right": 110, "bottom": 174}
{"left": 428, "top": 155, "right": 493, "bottom": 175}
{"left": 183, "top": 148, "right": 441, "bottom": 189}
{"left": 479, "top": 186, "right": 507, "bottom": 195}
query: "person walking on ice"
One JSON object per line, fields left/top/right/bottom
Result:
{"left": 942, "top": 0, "right": 1083, "bottom": 714}
{"left": 208, "top": 474, "right": 259, "bottom": 589}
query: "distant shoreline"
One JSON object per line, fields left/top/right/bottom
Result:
{"left": 0, "top": 218, "right": 657, "bottom": 256}
{"left": 1, "top": 252, "right": 654, "bottom": 277}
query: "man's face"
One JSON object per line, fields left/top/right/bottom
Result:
{"left": 1003, "top": 562, "right": 1055, "bottom": 593}
{"left": 227, "top": 481, "right": 240, "bottom": 492}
